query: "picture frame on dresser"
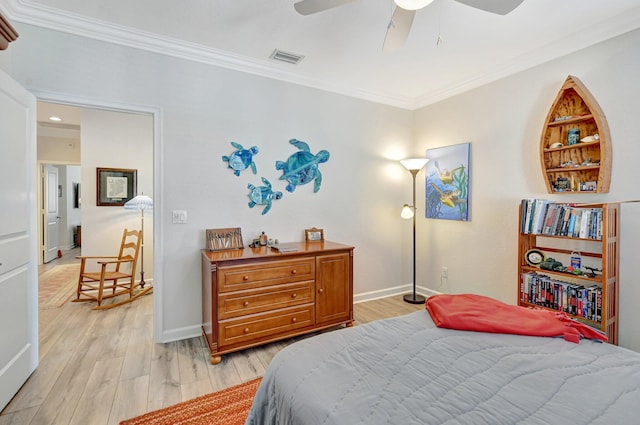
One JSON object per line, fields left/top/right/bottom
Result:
{"left": 206, "top": 227, "right": 244, "bottom": 251}
{"left": 305, "top": 227, "right": 324, "bottom": 242}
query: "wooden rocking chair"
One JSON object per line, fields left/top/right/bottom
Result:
{"left": 75, "top": 228, "right": 148, "bottom": 310}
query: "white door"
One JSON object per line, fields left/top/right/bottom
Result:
{"left": 0, "top": 70, "right": 38, "bottom": 410}
{"left": 43, "top": 164, "right": 59, "bottom": 263}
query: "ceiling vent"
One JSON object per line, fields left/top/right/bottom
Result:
{"left": 269, "top": 49, "right": 304, "bottom": 65}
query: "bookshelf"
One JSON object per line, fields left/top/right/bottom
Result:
{"left": 518, "top": 200, "right": 619, "bottom": 344}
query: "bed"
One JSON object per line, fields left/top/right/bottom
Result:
{"left": 246, "top": 296, "right": 640, "bottom": 425}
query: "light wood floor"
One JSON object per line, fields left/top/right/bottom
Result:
{"left": 0, "top": 252, "right": 423, "bottom": 425}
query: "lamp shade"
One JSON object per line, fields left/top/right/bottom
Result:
{"left": 123, "top": 194, "right": 153, "bottom": 211}
{"left": 400, "top": 157, "right": 429, "bottom": 171}
{"left": 401, "top": 204, "right": 414, "bottom": 219}
{"left": 394, "top": 0, "right": 434, "bottom": 11}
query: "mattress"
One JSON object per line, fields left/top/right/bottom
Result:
{"left": 246, "top": 310, "right": 640, "bottom": 424}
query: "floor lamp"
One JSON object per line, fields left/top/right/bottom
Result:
{"left": 400, "top": 158, "right": 429, "bottom": 304}
{"left": 124, "top": 194, "right": 153, "bottom": 288}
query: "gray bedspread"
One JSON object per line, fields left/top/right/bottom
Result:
{"left": 246, "top": 310, "right": 640, "bottom": 424}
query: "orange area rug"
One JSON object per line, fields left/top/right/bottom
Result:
{"left": 39, "top": 264, "right": 80, "bottom": 309}
{"left": 119, "top": 378, "right": 262, "bottom": 425}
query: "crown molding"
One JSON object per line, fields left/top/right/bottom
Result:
{"left": 4, "top": 0, "right": 416, "bottom": 109}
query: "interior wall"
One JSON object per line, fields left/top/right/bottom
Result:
{"left": 413, "top": 28, "right": 640, "bottom": 351}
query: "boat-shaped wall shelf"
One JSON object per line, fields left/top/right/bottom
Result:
{"left": 539, "top": 75, "right": 611, "bottom": 194}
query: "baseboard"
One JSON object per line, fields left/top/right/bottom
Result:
{"left": 161, "top": 286, "right": 442, "bottom": 342}
{"left": 160, "top": 324, "right": 202, "bottom": 343}
{"left": 354, "top": 284, "right": 441, "bottom": 304}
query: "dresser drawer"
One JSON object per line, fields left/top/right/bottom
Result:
{"left": 218, "top": 305, "right": 314, "bottom": 347}
{"left": 218, "top": 281, "right": 314, "bottom": 320}
{"left": 218, "top": 258, "right": 315, "bottom": 293}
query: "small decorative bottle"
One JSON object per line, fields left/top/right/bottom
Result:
{"left": 259, "top": 231, "right": 268, "bottom": 246}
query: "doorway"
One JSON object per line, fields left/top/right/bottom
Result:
{"left": 36, "top": 101, "right": 155, "bottom": 306}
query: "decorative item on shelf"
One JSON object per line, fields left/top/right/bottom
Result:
{"left": 304, "top": 227, "right": 324, "bottom": 243}
{"left": 123, "top": 193, "right": 153, "bottom": 288}
{"left": 567, "top": 128, "right": 580, "bottom": 145}
{"left": 222, "top": 141, "right": 259, "bottom": 176}
{"left": 206, "top": 227, "right": 244, "bottom": 251}
{"left": 259, "top": 231, "right": 268, "bottom": 246}
{"left": 247, "top": 177, "right": 282, "bottom": 215}
{"left": 570, "top": 251, "right": 582, "bottom": 269}
{"left": 524, "top": 249, "right": 545, "bottom": 267}
{"left": 580, "top": 134, "right": 599, "bottom": 143}
{"left": 275, "top": 139, "right": 330, "bottom": 193}
{"left": 400, "top": 157, "right": 429, "bottom": 304}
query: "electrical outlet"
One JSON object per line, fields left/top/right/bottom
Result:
{"left": 441, "top": 266, "right": 448, "bottom": 278}
{"left": 172, "top": 210, "right": 187, "bottom": 224}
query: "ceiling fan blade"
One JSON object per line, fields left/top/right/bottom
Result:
{"left": 453, "top": 0, "right": 525, "bottom": 15}
{"left": 383, "top": 7, "right": 416, "bottom": 52}
{"left": 294, "top": 0, "right": 357, "bottom": 15}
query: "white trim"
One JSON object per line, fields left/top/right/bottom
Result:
{"left": 354, "top": 284, "right": 440, "bottom": 304}
{"left": 161, "top": 324, "right": 202, "bottom": 344}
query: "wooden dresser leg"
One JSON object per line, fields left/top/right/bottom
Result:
{"left": 346, "top": 321, "right": 354, "bottom": 328}
{"left": 210, "top": 355, "right": 222, "bottom": 365}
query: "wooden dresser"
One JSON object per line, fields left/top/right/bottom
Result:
{"left": 201, "top": 241, "right": 354, "bottom": 364}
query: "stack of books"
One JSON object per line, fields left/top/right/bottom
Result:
{"left": 520, "top": 199, "right": 603, "bottom": 239}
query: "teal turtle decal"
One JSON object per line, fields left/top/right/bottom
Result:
{"left": 247, "top": 177, "right": 283, "bottom": 215}
{"left": 222, "top": 141, "right": 259, "bottom": 176}
{"left": 275, "top": 139, "right": 329, "bottom": 193}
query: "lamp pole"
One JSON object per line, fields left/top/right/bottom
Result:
{"left": 404, "top": 168, "right": 425, "bottom": 304}
{"left": 400, "top": 157, "right": 428, "bottom": 304}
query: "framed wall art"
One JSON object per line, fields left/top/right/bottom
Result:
{"left": 425, "top": 143, "right": 470, "bottom": 221}
{"left": 305, "top": 227, "right": 324, "bottom": 243}
{"left": 96, "top": 167, "right": 137, "bottom": 206}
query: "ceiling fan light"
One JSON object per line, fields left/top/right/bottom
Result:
{"left": 394, "top": 0, "right": 434, "bottom": 11}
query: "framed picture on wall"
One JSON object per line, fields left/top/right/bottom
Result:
{"left": 97, "top": 167, "right": 137, "bottom": 206}
{"left": 425, "top": 143, "right": 470, "bottom": 221}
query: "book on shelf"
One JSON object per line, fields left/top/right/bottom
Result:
{"left": 520, "top": 272, "right": 602, "bottom": 323}
{"left": 520, "top": 199, "right": 603, "bottom": 239}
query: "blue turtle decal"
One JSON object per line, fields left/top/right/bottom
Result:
{"left": 222, "top": 141, "right": 259, "bottom": 176}
{"left": 275, "top": 139, "right": 329, "bottom": 193}
{"left": 247, "top": 177, "right": 283, "bottom": 215}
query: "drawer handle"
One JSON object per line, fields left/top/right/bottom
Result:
{"left": 291, "top": 269, "right": 297, "bottom": 275}
{"left": 291, "top": 293, "right": 297, "bottom": 298}
{"left": 318, "top": 288, "right": 324, "bottom": 294}
{"left": 244, "top": 328, "right": 250, "bottom": 334}
{"left": 292, "top": 317, "right": 297, "bottom": 323}
{"left": 243, "top": 275, "right": 249, "bottom": 281}
{"left": 243, "top": 301, "right": 250, "bottom": 307}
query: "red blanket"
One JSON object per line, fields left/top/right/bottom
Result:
{"left": 425, "top": 293, "right": 607, "bottom": 343}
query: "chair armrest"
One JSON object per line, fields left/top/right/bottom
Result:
{"left": 97, "top": 259, "right": 134, "bottom": 265}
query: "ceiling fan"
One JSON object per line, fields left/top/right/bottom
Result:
{"left": 293, "top": 0, "right": 525, "bottom": 51}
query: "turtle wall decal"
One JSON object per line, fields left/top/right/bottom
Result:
{"left": 222, "top": 141, "right": 259, "bottom": 176}
{"left": 275, "top": 139, "right": 330, "bottom": 193}
{"left": 247, "top": 177, "right": 283, "bottom": 215}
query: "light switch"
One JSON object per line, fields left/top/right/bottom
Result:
{"left": 172, "top": 210, "right": 187, "bottom": 224}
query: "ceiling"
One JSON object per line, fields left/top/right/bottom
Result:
{"left": 3, "top": 0, "right": 640, "bottom": 109}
